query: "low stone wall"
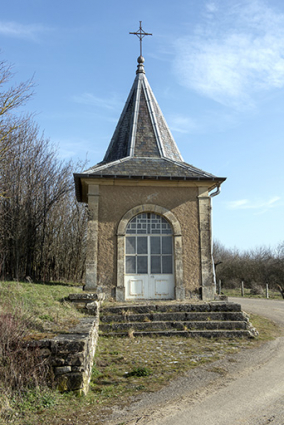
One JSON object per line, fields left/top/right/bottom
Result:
{"left": 30, "top": 303, "right": 100, "bottom": 395}
{"left": 68, "top": 292, "right": 105, "bottom": 313}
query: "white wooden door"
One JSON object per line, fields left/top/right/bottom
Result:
{"left": 124, "top": 213, "right": 174, "bottom": 300}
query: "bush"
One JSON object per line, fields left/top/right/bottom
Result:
{"left": 127, "top": 367, "right": 152, "bottom": 377}
{"left": 0, "top": 306, "right": 51, "bottom": 397}
{"left": 250, "top": 283, "right": 264, "bottom": 296}
{"left": 223, "top": 279, "right": 240, "bottom": 290}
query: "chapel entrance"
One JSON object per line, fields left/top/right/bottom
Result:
{"left": 124, "top": 213, "right": 175, "bottom": 300}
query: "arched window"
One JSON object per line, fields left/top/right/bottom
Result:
{"left": 116, "top": 204, "right": 184, "bottom": 301}
{"left": 125, "top": 213, "right": 173, "bottom": 276}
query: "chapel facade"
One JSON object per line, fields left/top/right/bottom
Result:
{"left": 74, "top": 54, "right": 226, "bottom": 302}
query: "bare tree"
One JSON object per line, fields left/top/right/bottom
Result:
{"left": 213, "top": 240, "right": 284, "bottom": 292}
{"left": 0, "top": 120, "right": 87, "bottom": 282}
{"left": 0, "top": 57, "right": 88, "bottom": 284}
{"left": 0, "top": 59, "right": 33, "bottom": 198}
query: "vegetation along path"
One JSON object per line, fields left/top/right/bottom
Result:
{"left": 1, "top": 286, "right": 282, "bottom": 425}
{"left": 107, "top": 298, "right": 284, "bottom": 425}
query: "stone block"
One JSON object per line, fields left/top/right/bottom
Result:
{"left": 56, "top": 373, "right": 84, "bottom": 392}
{"left": 116, "top": 286, "right": 125, "bottom": 302}
{"left": 86, "top": 301, "right": 98, "bottom": 314}
{"left": 175, "top": 286, "right": 185, "bottom": 300}
{"left": 51, "top": 337, "right": 86, "bottom": 354}
{"left": 72, "top": 302, "right": 87, "bottom": 309}
{"left": 55, "top": 366, "right": 72, "bottom": 375}
{"left": 202, "top": 286, "right": 215, "bottom": 301}
{"left": 65, "top": 353, "right": 85, "bottom": 366}
{"left": 51, "top": 357, "right": 66, "bottom": 366}
{"left": 84, "top": 270, "right": 97, "bottom": 291}
{"left": 71, "top": 366, "right": 85, "bottom": 373}
{"left": 68, "top": 293, "right": 98, "bottom": 301}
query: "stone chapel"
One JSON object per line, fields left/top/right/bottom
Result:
{"left": 74, "top": 53, "right": 226, "bottom": 302}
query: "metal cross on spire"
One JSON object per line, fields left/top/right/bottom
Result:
{"left": 129, "top": 21, "right": 152, "bottom": 57}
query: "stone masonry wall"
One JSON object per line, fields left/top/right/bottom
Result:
{"left": 29, "top": 303, "right": 100, "bottom": 395}
{"left": 96, "top": 183, "right": 201, "bottom": 298}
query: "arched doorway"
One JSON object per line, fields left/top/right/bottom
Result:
{"left": 125, "top": 212, "right": 174, "bottom": 300}
{"left": 116, "top": 204, "right": 184, "bottom": 301}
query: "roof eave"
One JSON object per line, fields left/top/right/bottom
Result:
{"left": 74, "top": 172, "right": 226, "bottom": 202}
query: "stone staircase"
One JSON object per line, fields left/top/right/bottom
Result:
{"left": 99, "top": 302, "right": 258, "bottom": 338}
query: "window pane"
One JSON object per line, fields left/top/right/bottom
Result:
{"left": 137, "top": 237, "right": 147, "bottom": 254}
{"left": 162, "top": 256, "right": 172, "bottom": 274}
{"left": 137, "top": 256, "right": 148, "bottom": 273}
{"left": 162, "top": 236, "right": 172, "bottom": 254}
{"left": 151, "top": 256, "right": 161, "bottom": 274}
{"left": 126, "top": 256, "right": 136, "bottom": 273}
{"left": 126, "top": 237, "right": 136, "bottom": 254}
{"left": 150, "top": 237, "right": 160, "bottom": 254}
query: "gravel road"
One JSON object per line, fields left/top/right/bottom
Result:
{"left": 107, "top": 298, "right": 284, "bottom": 425}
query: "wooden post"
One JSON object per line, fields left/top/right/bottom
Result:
{"left": 218, "top": 279, "right": 222, "bottom": 295}
{"left": 241, "top": 280, "right": 244, "bottom": 297}
{"left": 266, "top": 284, "right": 269, "bottom": 299}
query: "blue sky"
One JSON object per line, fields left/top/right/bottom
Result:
{"left": 1, "top": 0, "right": 284, "bottom": 251}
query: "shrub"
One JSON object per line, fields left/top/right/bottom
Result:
{"left": 250, "top": 283, "right": 264, "bottom": 296}
{"left": 0, "top": 306, "right": 51, "bottom": 397}
{"left": 127, "top": 367, "right": 152, "bottom": 377}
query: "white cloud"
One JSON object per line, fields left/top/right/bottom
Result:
{"left": 0, "top": 21, "right": 51, "bottom": 41}
{"left": 226, "top": 196, "right": 281, "bottom": 211}
{"left": 205, "top": 2, "right": 218, "bottom": 13}
{"left": 72, "top": 93, "right": 122, "bottom": 110}
{"left": 169, "top": 115, "right": 197, "bottom": 133}
{"left": 227, "top": 199, "right": 249, "bottom": 209}
{"left": 174, "top": 1, "right": 284, "bottom": 109}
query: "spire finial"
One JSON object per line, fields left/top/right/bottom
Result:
{"left": 129, "top": 21, "right": 152, "bottom": 58}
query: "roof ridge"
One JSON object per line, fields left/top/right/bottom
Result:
{"left": 162, "top": 157, "right": 215, "bottom": 178}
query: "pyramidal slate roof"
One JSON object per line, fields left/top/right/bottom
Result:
{"left": 103, "top": 56, "right": 183, "bottom": 163}
{"left": 74, "top": 56, "right": 226, "bottom": 201}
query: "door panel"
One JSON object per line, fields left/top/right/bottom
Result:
{"left": 125, "top": 275, "right": 174, "bottom": 299}
{"left": 126, "top": 277, "right": 145, "bottom": 298}
{"left": 153, "top": 277, "right": 174, "bottom": 298}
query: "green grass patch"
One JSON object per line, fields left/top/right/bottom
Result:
{"left": 0, "top": 281, "right": 85, "bottom": 338}
{"left": 127, "top": 366, "right": 152, "bottom": 377}
{"left": 221, "top": 287, "right": 282, "bottom": 299}
{"left": 249, "top": 313, "right": 281, "bottom": 341}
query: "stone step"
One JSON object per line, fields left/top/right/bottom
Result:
{"left": 102, "top": 329, "right": 253, "bottom": 338}
{"left": 100, "top": 320, "right": 248, "bottom": 333}
{"left": 99, "top": 302, "right": 258, "bottom": 338}
{"left": 101, "top": 302, "right": 242, "bottom": 315}
{"left": 100, "top": 311, "right": 247, "bottom": 323}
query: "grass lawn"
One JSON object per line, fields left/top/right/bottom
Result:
{"left": 0, "top": 280, "right": 85, "bottom": 338}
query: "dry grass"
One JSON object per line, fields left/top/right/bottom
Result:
{"left": 0, "top": 281, "right": 281, "bottom": 425}
{"left": 89, "top": 312, "right": 278, "bottom": 407}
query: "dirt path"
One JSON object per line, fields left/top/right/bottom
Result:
{"left": 106, "top": 298, "right": 284, "bottom": 425}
